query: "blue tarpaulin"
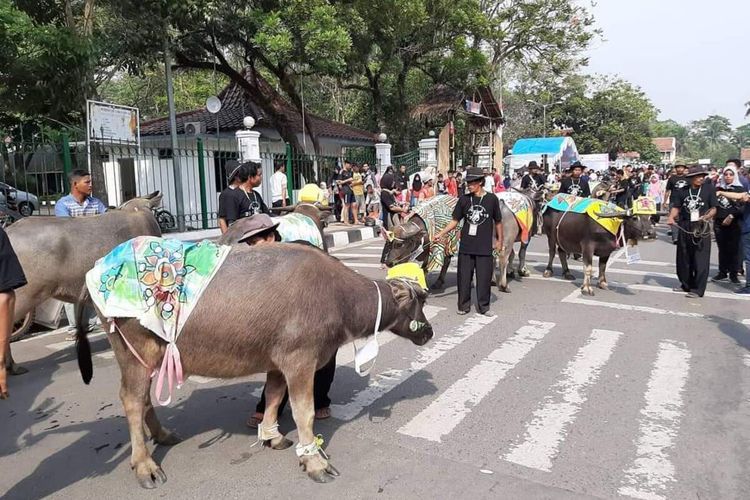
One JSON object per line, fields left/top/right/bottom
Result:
{"left": 511, "top": 137, "right": 569, "bottom": 155}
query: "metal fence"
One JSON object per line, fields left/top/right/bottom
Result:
{"left": 0, "top": 136, "right": 375, "bottom": 232}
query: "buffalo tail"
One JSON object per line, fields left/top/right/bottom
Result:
{"left": 75, "top": 284, "right": 94, "bottom": 385}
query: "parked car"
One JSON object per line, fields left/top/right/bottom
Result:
{"left": 0, "top": 182, "right": 39, "bottom": 216}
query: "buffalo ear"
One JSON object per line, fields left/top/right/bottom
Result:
{"left": 147, "top": 191, "right": 163, "bottom": 208}
{"left": 386, "top": 280, "right": 414, "bottom": 309}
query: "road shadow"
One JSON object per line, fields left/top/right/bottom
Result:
{"left": 706, "top": 315, "right": 750, "bottom": 353}
{"left": 1, "top": 335, "right": 111, "bottom": 459}
{"left": 3, "top": 364, "right": 438, "bottom": 498}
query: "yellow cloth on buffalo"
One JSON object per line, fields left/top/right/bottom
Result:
{"left": 545, "top": 194, "right": 624, "bottom": 235}
{"left": 299, "top": 183, "right": 328, "bottom": 206}
{"left": 496, "top": 191, "right": 534, "bottom": 243}
{"left": 387, "top": 263, "right": 428, "bottom": 290}
{"left": 632, "top": 196, "right": 657, "bottom": 215}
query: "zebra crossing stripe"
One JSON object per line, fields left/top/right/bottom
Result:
{"left": 398, "top": 320, "right": 555, "bottom": 442}
{"left": 331, "top": 313, "right": 497, "bottom": 422}
{"left": 618, "top": 340, "right": 691, "bottom": 500}
{"left": 503, "top": 329, "right": 622, "bottom": 471}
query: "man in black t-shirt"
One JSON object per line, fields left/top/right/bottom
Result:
{"left": 520, "top": 161, "right": 546, "bottom": 191}
{"left": 665, "top": 164, "right": 688, "bottom": 208}
{"left": 433, "top": 167, "right": 503, "bottom": 315}
{"left": 224, "top": 161, "right": 270, "bottom": 227}
{"left": 666, "top": 165, "right": 718, "bottom": 298}
{"left": 558, "top": 161, "right": 591, "bottom": 197}
{"left": 378, "top": 173, "right": 410, "bottom": 265}
{"left": 397, "top": 165, "right": 409, "bottom": 193}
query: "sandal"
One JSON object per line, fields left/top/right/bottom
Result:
{"left": 246, "top": 412, "right": 264, "bottom": 429}
{"left": 315, "top": 407, "right": 331, "bottom": 420}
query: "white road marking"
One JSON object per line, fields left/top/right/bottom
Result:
{"left": 336, "top": 305, "right": 445, "bottom": 366}
{"left": 331, "top": 252, "right": 381, "bottom": 259}
{"left": 619, "top": 340, "right": 691, "bottom": 500}
{"left": 525, "top": 275, "right": 750, "bottom": 301}
{"left": 561, "top": 289, "right": 706, "bottom": 318}
{"left": 331, "top": 314, "right": 498, "bottom": 421}
{"left": 526, "top": 260, "right": 677, "bottom": 279}
{"left": 45, "top": 331, "right": 108, "bottom": 352}
{"left": 744, "top": 354, "right": 750, "bottom": 369}
{"left": 189, "top": 376, "right": 216, "bottom": 384}
{"left": 343, "top": 262, "right": 383, "bottom": 268}
{"left": 525, "top": 252, "right": 673, "bottom": 267}
{"left": 503, "top": 329, "right": 622, "bottom": 471}
{"left": 398, "top": 320, "right": 555, "bottom": 442}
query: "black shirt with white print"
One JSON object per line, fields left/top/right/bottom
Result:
{"left": 225, "top": 187, "right": 269, "bottom": 225}
{"left": 672, "top": 181, "right": 718, "bottom": 229}
{"left": 715, "top": 185, "right": 744, "bottom": 221}
{"left": 666, "top": 175, "right": 689, "bottom": 205}
{"left": 452, "top": 192, "right": 502, "bottom": 256}
{"left": 559, "top": 177, "right": 591, "bottom": 197}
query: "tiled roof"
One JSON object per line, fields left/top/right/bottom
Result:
{"left": 741, "top": 148, "right": 750, "bottom": 161}
{"left": 141, "top": 69, "right": 377, "bottom": 143}
{"left": 652, "top": 137, "right": 676, "bottom": 152}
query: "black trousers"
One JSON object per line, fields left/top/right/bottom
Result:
{"left": 255, "top": 351, "right": 337, "bottom": 414}
{"left": 271, "top": 199, "right": 290, "bottom": 208}
{"left": 715, "top": 222, "right": 741, "bottom": 276}
{"left": 457, "top": 253, "right": 493, "bottom": 313}
{"left": 676, "top": 231, "right": 711, "bottom": 296}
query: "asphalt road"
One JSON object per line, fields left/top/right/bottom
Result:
{"left": 2, "top": 226, "right": 749, "bottom": 499}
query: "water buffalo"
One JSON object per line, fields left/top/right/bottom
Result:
{"left": 219, "top": 202, "right": 331, "bottom": 250}
{"left": 494, "top": 189, "right": 545, "bottom": 293}
{"left": 541, "top": 207, "right": 657, "bottom": 295}
{"left": 75, "top": 242, "right": 433, "bottom": 486}
{"left": 5, "top": 192, "right": 162, "bottom": 373}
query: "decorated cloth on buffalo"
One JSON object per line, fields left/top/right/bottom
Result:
{"left": 495, "top": 191, "right": 534, "bottom": 244}
{"left": 411, "top": 195, "right": 460, "bottom": 272}
{"left": 544, "top": 194, "right": 625, "bottom": 235}
{"left": 86, "top": 236, "right": 231, "bottom": 405}
{"left": 276, "top": 213, "right": 324, "bottom": 249}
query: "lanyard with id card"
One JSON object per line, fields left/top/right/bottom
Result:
{"left": 688, "top": 186, "right": 702, "bottom": 222}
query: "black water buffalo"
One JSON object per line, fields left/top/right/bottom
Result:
{"left": 541, "top": 207, "right": 657, "bottom": 295}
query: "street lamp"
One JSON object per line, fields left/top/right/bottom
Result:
{"left": 526, "top": 99, "right": 563, "bottom": 138}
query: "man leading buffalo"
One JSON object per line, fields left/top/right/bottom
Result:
{"left": 666, "top": 165, "right": 718, "bottom": 298}
{"left": 433, "top": 167, "right": 503, "bottom": 315}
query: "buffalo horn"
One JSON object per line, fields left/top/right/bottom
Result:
{"left": 594, "top": 211, "right": 628, "bottom": 219}
{"left": 269, "top": 206, "right": 297, "bottom": 213}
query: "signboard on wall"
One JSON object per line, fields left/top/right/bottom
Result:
{"left": 86, "top": 100, "right": 140, "bottom": 145}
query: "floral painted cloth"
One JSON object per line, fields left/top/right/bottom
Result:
{"left": 495, "top": 191, "right": 534, "bottom": 244}
{"left": 277, "top": 213, "right": 324, "bottom": 249}
{"left": 544, "top": 194, "right": 625, "bottom": 235}
{"left": 411, "top": 195, "right": 460, "bottom": 272}
{"left": 86, "top": 237, "right": 230, "bottom": 405}
{"left": 87, "top": 236, "right": 230, "bottom": 340}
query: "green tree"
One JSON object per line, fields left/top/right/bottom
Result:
{"left": 548, "top": 77, "right": 658, "bottom": 160}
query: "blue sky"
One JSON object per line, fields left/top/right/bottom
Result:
{"left": 584, "top": 0, "right": 750, "bottom": 126}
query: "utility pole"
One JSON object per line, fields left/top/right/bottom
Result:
{"left": 527, "top": 99, "right": 563, "bottom": 138}
{"left": 164, "top": 36, "right": 186, "bottom": 232}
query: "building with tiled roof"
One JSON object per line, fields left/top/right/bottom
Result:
{"left": 140, "top": 68, "right": 377, "bottom": 155}
{"left": 741, "top": 148, "right": 750, "bottom": 166}
{"left": 651, "top": 137, "right": 676, "bottom": 165}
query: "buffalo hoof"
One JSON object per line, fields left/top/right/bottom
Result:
{"left": 499, "top": 285, "right": 511, "bottom": 294}
{"left": 154, "top": 431, "right": 182, "bottom": 446}
{"left": 543, "top": 270, "right": 553, "bottom": 278}
{"left": 507, "top": 271, "right": 516, "bottom": 280}
{"left": 9, "top": 364, "right": 28, "bottom": 376}
{"left": 266, "top": 436, "right": 294, "bottom": 450}
{"left": 563, "top": 272, "right": 576, "bottom": 281}
{"left": 308, "top": 469, "right": 336, "bottom": 483}
{"left": 519, "top": 268, "right": 531, "bottom": 278}
{"left": 430, "top": 280, "right": 445, "bottom": 291}
{"left": 598, "top": 282, "right": 609, "bottom": 291}
{"left": 134, "top": 459, "right": 167, "bottom": 489}
{"left": 581, "top": 286, "right": 595, "bottom": 296}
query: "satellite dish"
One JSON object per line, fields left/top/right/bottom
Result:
{"left": 206, "top": 96, "right": 222, "bottom": 114}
